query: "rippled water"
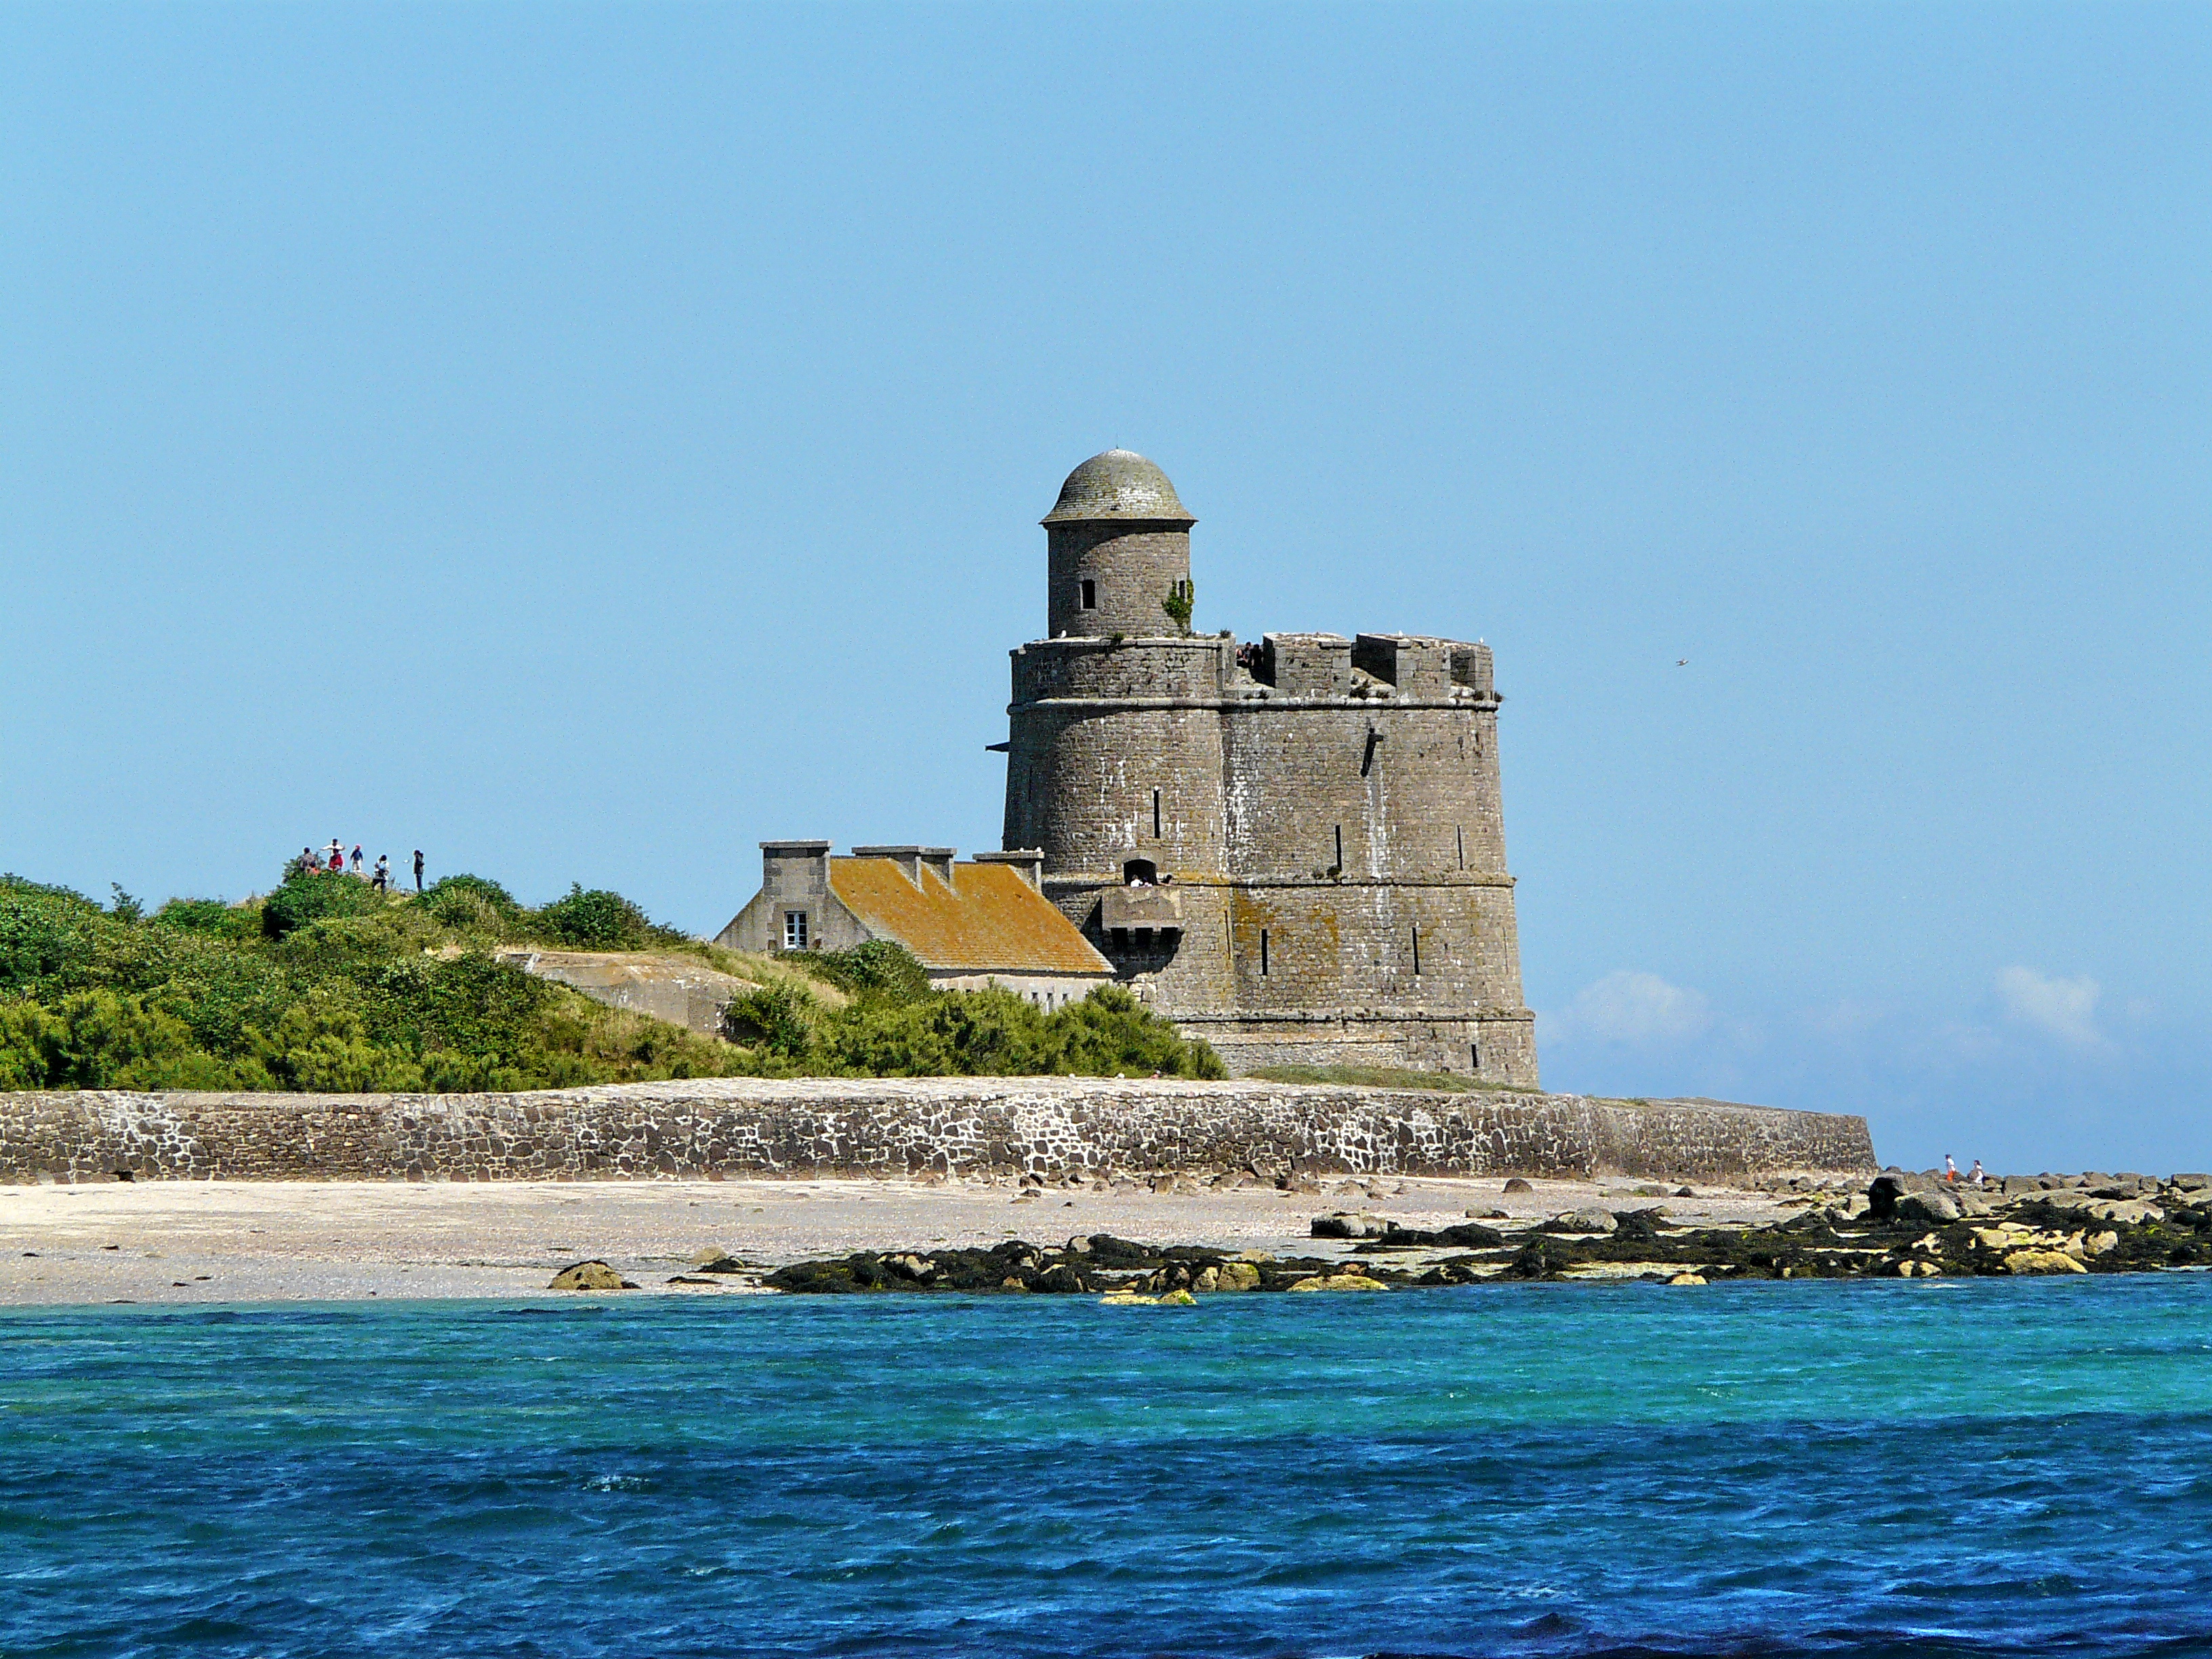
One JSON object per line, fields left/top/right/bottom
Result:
{"left": 3, "top": 1276, "right": 2211, "bottom": 1658}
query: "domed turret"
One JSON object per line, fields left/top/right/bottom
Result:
{"left": 1042, "top": 449, "right": 1195, "bottom": 638}
{"left": 1042, "top": 450, "right": 1196, "bottom": 527}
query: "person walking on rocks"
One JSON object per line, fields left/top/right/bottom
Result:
{"left": 1970, "top": 1159, "right": 1986, "bottom": 1189}
{"left": 1944, "top": 1153, "right": 1959, "bottom": 1185}
{"left": 413, "top": 849, "right": 425, "bottom": 893}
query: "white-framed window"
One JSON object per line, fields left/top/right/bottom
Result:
{"left": 783, "top": 910, "right": 809, "bottom": 950}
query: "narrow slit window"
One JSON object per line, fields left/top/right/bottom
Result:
{"left": 1412, "top": 926, "right": 1421, "bottom": 975}
{"left": 783, "top": 910, "right": 808, "bottom": 950}
{"left": 1456, "top": 825, "right": 1465, "bottom": 870}
{"left": 1471, "top": 1041, "right": 1481, "bottom": 1072}
{"left": 1153, "top": 789, "right": 1162, "bottom": 838}
{"left": 1080, "top": 579, "right": 1097, "bottom": 611}
{"left": 1333, "top": 825, "right": 1343, "bottom": 869}
{"left": 1260, "top": 928, "right": 1269, "bottom": 976}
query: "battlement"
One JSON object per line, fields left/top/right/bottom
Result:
{"left": 1254, "top": 632, "right": 1351, "bottom": 695}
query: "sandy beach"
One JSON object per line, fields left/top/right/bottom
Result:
{"left": 0, "top": 1173, "right": 1809, "bottom": 1306}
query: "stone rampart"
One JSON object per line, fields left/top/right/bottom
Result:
{"left": 0, "top": 1080, "right": 1874, "bottom": 1184}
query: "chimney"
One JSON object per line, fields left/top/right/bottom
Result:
{"left": 851, "top": 846, "right": 957, "bottom": 886}
{"left": 972, "top": 849, "right": 1045, "bottom": 890}
{"left": 760, "top": 840, "right": 832, "bottom": 901}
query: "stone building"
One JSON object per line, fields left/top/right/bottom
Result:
{"left": 998, "top": 450, "right": 1539, "bottom": 1084}
{"left": 716, "top": 843, "right": 1113, "bottom": 1009}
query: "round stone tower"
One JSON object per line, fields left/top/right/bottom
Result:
{"left": 1042, "top": 449, "right": 1195, "bottom": 640}
{"left": 1002, "top": 448, "right": 1540, "bottom": 1086}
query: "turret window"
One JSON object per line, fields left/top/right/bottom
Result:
{"left": 1080, "top": 579, "right": 1097, "bottom": 611}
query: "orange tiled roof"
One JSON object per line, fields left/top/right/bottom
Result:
{"left": 828, "top": 859, "right": 1111, "bottom": 977}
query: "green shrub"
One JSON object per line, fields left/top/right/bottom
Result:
{"left": 419, "top": 874, "right": 522, "bottom": 933}
{"left": 0, "top": 989, "right": 209, "bottom": 1090}
{"left": 150, "top": 897, "right": 256, "bottom": 941}
{"left": 722, "top": 979, "right": 818, "bottom": 1058}
{"left": 1043, "top": 985, "right": 1225, "bottom": 1078}
{"left": 262, "top": 869, "right": 383, "bottom": 939}
{"left": 532, "top": 884, "right": 652, "bottom": 949}
{"left": 0, "top": 877, "right": 108, "bottom": 994}
{"left": 804, "top": 940, "right": 932, "bottom": 1003}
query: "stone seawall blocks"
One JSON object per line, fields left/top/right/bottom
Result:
{"left": 0, "top": 1079, "right": 1875, "bottom": 1184}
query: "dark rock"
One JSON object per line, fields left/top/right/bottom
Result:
{"left": 1367, "top": 1221, "right": 1504, "bottom": 1250}
{"left": 2173, "top": 1174, "right": 2211, "bottom": 1191}
{"left": 1675, "top": 1186, "right": 1697, "bottom": 1198}
{"left": 1503, "top": 1178, "right": 1534, "bottom": 1194}
{"left": 1866, "top": 1173, "right": 1910, "bottom": 1220}
{"left": 1311, "top": 1212, "right": 1386, "bottom": 1240}
{"left": 1893, "top": 1189, "right": 1962, "bottom": 1226}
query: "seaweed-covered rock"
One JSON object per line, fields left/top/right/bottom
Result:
{"left": 1547, "top": 1206, "right": 1618, "bottom": 1235}
{"left": 2006, "top": 1248, "right": 2088, "bottom": 1275}
{"left": 1361, "top": 1221, "right": 1504, "bottom": 1250}
{"left": 548, "top": 1261, "right": 633, "bottom": 1291}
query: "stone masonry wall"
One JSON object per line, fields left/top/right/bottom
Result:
{"left": 0, "top": 1079, "right": 1874, "bottom": 1185}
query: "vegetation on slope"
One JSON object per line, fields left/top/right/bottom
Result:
{"left": 0, "top": 870, "right": 1221, "bottom": 1092}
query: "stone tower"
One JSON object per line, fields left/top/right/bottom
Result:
{"left": 1001, "top": 450, "right": 1539, "bottom": 1084}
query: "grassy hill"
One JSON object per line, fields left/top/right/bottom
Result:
{"left": 0, "top": 867, "right": 1222, "bottom": 1092}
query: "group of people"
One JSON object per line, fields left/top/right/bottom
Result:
{"left": 1944, "top": 1153, "right": 1988, "bottom": 1189}
{"left": 296, "top": 842, "right": 425, "bottom": 895}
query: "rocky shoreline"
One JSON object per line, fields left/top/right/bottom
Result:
{"left": 567, "top": 1167, "right": 2212, "bottom": 1296}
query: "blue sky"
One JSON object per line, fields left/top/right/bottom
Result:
{"left": 4, "top": 3, "right": 2205, "bottom": 1174}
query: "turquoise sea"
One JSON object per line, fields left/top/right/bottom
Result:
{"left": 3, "top": 1277, "right": 2210, "bottom": 1658}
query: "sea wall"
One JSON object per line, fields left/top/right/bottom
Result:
{"left": 0, "top": 1079, "right": 1874, "bottom": 1184}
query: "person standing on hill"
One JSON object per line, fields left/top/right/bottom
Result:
{"left": 327, "top": 841, "right": 343, "bottom": 872}
{"left": 299, "top": 847, "right": 318, "bottom": 876}
{"left": 413, "top": 849, "right": 425, "bottom": 893}
{"left": 350, "top": 845, "right": 364, "bottom": 876}
{"left": 1944, "top": 1153, "right": 1959, "bottom": 1185}
{"left": 372, "top": 854, "right": 389, "bottom": 893}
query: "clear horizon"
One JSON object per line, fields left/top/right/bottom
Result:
{"left": 4, "top": 3, "right": 2206, "bottom": 1174}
